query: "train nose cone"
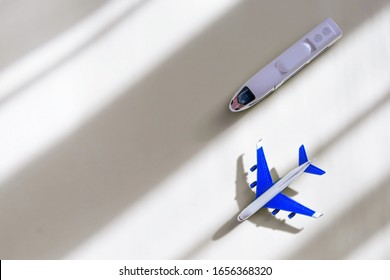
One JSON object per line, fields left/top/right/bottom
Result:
{"left": 229, "top": 86, "right": 256, "bottom": 112}
{"left": 229, "top": 96, "right": 243, "bottom": 111}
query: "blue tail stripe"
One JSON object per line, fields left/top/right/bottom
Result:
{"left": 299, "top": 145, "right": 308, "bottom": 166}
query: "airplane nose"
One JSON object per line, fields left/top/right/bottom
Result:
{"left": 237, "top": 212, "right": 249, "bottom": 222}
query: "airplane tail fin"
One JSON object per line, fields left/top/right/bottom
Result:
{"left": 299, "top": 145, "right": 326, "bottom": 175}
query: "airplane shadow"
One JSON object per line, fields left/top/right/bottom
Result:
{"left": 212, "top": 155, "right": 302, "bottom": 240}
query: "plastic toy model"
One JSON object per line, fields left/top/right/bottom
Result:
{"left": 229, "top": 18, "right": 342, "bottom": 112}
{"left": 238, "top": 140, "right": 325, "bottom": 222}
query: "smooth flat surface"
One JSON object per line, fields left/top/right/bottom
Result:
{"left": 0, "top": 0, "right": 389, "bottom": 259}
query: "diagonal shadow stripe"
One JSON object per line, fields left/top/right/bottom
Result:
{"left": 286, "top": 173, "right": 390, "bottom": 259}
{"left": 0, "top": 0, "right": 149, "bottom": 106}
{"left": 0, "top": 0, "right": 388, "bottom": 259}
{"left": 0, "top": 0, "right": 109, "bottom": 71}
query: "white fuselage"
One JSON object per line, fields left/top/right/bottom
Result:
{"left": 237, "top": 161, "right": 311, "bottom": 221}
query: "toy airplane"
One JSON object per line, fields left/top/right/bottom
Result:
{"left": 238, "top": 140, "right": 325, "bottom": 222}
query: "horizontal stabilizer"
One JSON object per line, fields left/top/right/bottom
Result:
{"left": 305, "top": 163, "right": 326, "bottom": 175}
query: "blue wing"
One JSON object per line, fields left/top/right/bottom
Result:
{"left": 265, "top": 193, "right": 321, "bottom": 218}
{"left": 255, "top": 140, "right": 273, "bottom": 198}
